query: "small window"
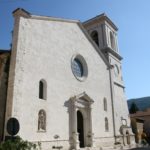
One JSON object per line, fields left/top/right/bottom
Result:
{"left": 39, "top": 79, "right": 47, "bottom": 100}
{"left": 91, "top": 30, "right": 99, "bottom": 46}
{"left": 110, "top": 32, "right": 115, "bottom": 50}
{"left": 38, "top": 109, "right": 46, "bottom": 131}
{"left": 105, "top": 117, "right": 109, "bottom": 131}
{"left": 103, "top": 98, "right": 107, "bottom": 111}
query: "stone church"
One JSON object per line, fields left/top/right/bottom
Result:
{"left": 0, "top": 8, "right": 135, "bottom": 150}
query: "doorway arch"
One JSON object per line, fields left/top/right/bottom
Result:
{"left": 68, "top": 92, "right": 94, "bottom": 149}
{"left": 77, "top": 110, "right": 84, "bottom": 148}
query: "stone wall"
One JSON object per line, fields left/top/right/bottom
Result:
{"left": 4, "top": 12, "right": 114, "bottom": 149}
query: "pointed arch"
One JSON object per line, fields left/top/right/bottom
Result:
{"left": 91, "top": 30, "right": 99, "bottom": 46}
{"left": 39, "top": 79, "right": 47, "bottom": 100}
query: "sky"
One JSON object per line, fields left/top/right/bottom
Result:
{"left": 0, "top": 0, "right": 150, "bottom": 99}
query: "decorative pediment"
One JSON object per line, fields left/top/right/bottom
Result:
{"left": 70, "top": 92, "right": 94, "bottom": 104}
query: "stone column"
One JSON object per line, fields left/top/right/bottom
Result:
{"left": 87, "top": 104, "right": 95, "bottom": 147}
{"left": 70, "top": 99, "right": 79, "bottom": 149}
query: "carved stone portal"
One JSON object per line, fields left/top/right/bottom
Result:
{"left": 69, "top": 92, "right": 94, "bottom": 149}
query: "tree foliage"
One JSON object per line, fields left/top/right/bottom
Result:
{"left": 0, "top": 136, "right": 41, "bottom": 150}
{"left": 131, "top": 118, "right": 137, "bottom": 134}
{"left": 129, "top": 102, "right": 139, "bottom": 114}
{"left": 130, "top": 118, "right": 139, "bottom": 143}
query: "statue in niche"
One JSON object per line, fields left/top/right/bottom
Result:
{"left": 38, "top": 110, "right": 46, "bottom": 131}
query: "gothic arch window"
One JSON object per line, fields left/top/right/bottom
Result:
{"left": 38, "top": 109, "right": 46, "bottom": 131}
{"left": 105, "top": 117, "right": 109, "bottom": 131}
{"left": 39, "top": 79, "right": 47, "bottom": 100}
{"left": 91, "top": 30, "right": 99, "bottom": 46}
{"left": 110, "top": 31, "right": 115, "bottom": 50}
{"left": 103, "top": 98, "right": 107, "bottom": 111}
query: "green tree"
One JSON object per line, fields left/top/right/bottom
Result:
{"left": 0, "top": 136, "right": 41, "bottom": 150}
{"left": 129, "top": 102, "right": 139, "bottom": 114}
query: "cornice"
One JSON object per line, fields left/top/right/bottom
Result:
{"left": 114, "top": 81, "right": 125, "bottom": 88}
{"left": 12, "top": 8, "right": 79, "bottom": 23}
{"left": 101, "top": 47, "right": 123, "bottom": 61}
{"left": 83, "top": 13, "right": 118, "bottom": 31}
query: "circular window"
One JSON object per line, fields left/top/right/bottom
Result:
{"left": 71, "top": 54, "right": 88, "bottom": 81}
{"left": 72, "top": 58, "right": 84, "bottom": 77}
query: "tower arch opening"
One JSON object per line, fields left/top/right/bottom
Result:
{"left": 91, "top": 30, "right": 99, "bottom": 46}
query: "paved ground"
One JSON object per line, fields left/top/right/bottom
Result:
{"left": 127, "top": 148, "right": 150, "bottom": 150}
{"left": 105, "top": 147, "right": 150, "bottom": 150}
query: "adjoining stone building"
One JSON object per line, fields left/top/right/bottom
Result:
{"left": 0, "top": 50, "right": 10, "bottom": 141}
{"left": 130, "top": 109, "right": 150, "bottom": 143}
{"left": 0, "top": 8, "right": 135, "bottom": 149}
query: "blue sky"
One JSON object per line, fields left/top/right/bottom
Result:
{"left": 0, "top": 0, "right": 150, "bottom": 99}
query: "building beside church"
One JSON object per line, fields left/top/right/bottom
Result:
{"left": 0, "top": 8, "right": 135, "bottom": 150}
{"left": 0, "top": 50, "right": 10, "bottom": 142}
{"left": 130, "top": 109, "right": 150, "bottom": 143}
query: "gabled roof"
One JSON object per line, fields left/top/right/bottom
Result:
{"left": 12, "top": 8, "right": 31, "bottom": 16}
{"left": 12, "top": 8, "right": 79, "bottom": 23}
{"left": 12, "top": 8, "right": 111, "bottom": 68}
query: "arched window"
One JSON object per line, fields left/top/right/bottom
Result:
{"left": 110, "top": 32, "right": 115, "bottom": 50}
{"left": 105, "top": 117, "right": 109, "bottom": 131}
{"left": 39, "top": 79, "right": 47, "bottom": 100}
{"left": 103, "top": 98, "right": 107, "bottom": 111}
{"left": 38, "top": 109, "right": 46, "bottom": 131}
{"left": 91, "top": 31, "right": 99, "bottom": 46}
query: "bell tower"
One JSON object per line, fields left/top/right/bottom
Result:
{"left": 83, "top": 13, "right": 122, "bottom": 60}
{"left": 83, "top": 14, "right": 132, "bottom": 139}
{"left": 83, "top": 13, "right": 125, "bottom": 95}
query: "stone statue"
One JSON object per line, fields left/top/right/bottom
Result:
{"left": 38, "top": 110, "right": 46, "bottom": 131}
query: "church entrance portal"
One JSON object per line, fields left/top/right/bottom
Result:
{"left": 68, "top": 92, "right": 94, "bottom": 149}
{"left": 77, "top": 111, "right": 84, "bottom": 148}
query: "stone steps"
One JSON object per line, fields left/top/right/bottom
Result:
{"left": 77, "top": 145, "right": 135, "bottom": 150}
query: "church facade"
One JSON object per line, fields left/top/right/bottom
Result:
{"left": 0, "top": 8, "right": 134, "bottom": 150}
